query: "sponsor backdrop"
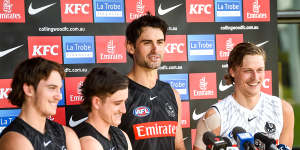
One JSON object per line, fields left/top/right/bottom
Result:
{"left": 0, "top": 0, "right": 277, "bottom": 149}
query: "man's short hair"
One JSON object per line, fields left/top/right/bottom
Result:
{"left": 81, "top": 67, "right": 129, "bottom": 113}
{"left": 224, "top": 42, "right": 266, "bottom": 85}
{"left": 8, "top": 57, "right": 65, "bottom": 107}
{"left": 125, "top": 12, "right": 168, "bottom": 59}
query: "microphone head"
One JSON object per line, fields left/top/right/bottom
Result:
{"left": 223, "top": 137, "right": 232, "bottom": 146}
{"left": 277, "top": 144, "right": 291, "bottom": 150}
{"left": 203, "top": 131, "right": 216, "bottom": 145}
{"left": 232, "top": 126, "right": 246, "bottom": 141}
{"left": 254, "top": 132, "right": 276, "bottom": 145}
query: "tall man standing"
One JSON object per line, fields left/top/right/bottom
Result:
{"left": 119, "top": 13, "right": 185, "bottom": 150}
{"left": 193, "top": 42, "right": 294, "bottom": 149}
{"left": 0, "top": 57, "right": 81, "bottom": 150}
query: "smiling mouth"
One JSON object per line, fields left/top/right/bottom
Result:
{"left": 148, "top": 55, "right": 161, "bottom": 61}
{"left": 247, "top": 81, "right": 260, "bottom": 87}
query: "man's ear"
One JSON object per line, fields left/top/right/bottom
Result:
{"left": 91, "top": 96, "right": 101, "bottom": 110}
{"left": 126, "top": 41, "right": 135, "bottom": 56}
{"left": 229, "top": 67, "right": 235, "bottom": 78}
{"left": 23, "top": 83, "right": 34, "bottom": 97}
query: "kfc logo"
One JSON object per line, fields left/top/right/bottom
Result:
{"left": 261, "top": 70, "right": 272, "bottom": 95}
{"left": 164, "top": 35, "right": 187, "bottom": 62}
{"left": 65, "top": 77, "right": 85, "bottom": 105}
{"left": 186, "top": 0, "right": 214, "bottom": 22}
{"left": 95, "top": 36, "right": 126, "bottom": 63}
{"left": 61, "top": 0, "right": 93, "bottom": 23}
{"left": 244, "top": 0, "right": 270, "bottom": 22}
{"left": 125, "top": 0, "right": 155, "bottom": 22}
{"left": 0, "top": 0, "right": 25, "bottom": 23}
{"left": 189, "top": 73, "right": 217, "bottom": 99}
{"left": 28, "top": 36, "right": 62, "bottom": 64}
{"left": 0, "top": 79, "right": 15, "bottom": 108}
{"left": 216, "top": 34, "right": 243, "bottom": 60}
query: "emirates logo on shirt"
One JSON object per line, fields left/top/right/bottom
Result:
{"left": 133, "top": 121, "right": 177, "bottom": 140}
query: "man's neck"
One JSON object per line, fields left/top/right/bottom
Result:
{"left": 19, "top": 105, "right": 47, "bottom": 134}
{"left": 128, "top": 65, "right": 158, "bottom": 89}
{"left": 232, "top": 91, "right": 260, "bottom": 110}
{"left": 87, "top": 113, "right": 110, "bottom": 140}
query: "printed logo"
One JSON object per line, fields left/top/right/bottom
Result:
{"left": 256, "top": 41, "right": 269, "bottom": 47}
{"left": 95, "top": 36, "right": 126, "bottom": 63}
{"left": 60, "top": 0, "right": 93, "bottom": 23}
{"left": 0, "top": 0, "right": 25, "bottom": 23}
{"left": 186, "top": 0, "right": 214, "bottom": 22}
{"left": 165, "top": 103, "right": 176, "bottom": 118}
{"left": 181, "top": 102, "right": 190, "bottom": 128}
{"left": 158, "top": 3, "right": 182, "bottom": 16}
{"left": 261, "top": 70, "right": 272, "bottom": 95}
{"left": 93, "top": 0, "right": 125, "bottom": 23}
{"left": 149, "top": 96, "right": 157, "bottom": 101}
{"left": 58, "top": 81, "right": 65, "bottom": 106}
{"left": 0, "top": 45, "right": 23, "bottom": 58}
{"left": 28, "top": 2, "right": 56, "bottom": 15}
{"left": 248, "top": 116, "right": 256, "bottom": 122}
{"left": 65, "top": 77, "right": 85, "bottom": 105}
{"left": 192, "top": 109, "right": 205, "bottom": 120}
{"left": 187, "top": 35, "right": 215, "bottom": 61}
{"left": 264, "top": 122, "right": 276, "bottom": 134}
{"left": 189, "top": 73, "right": 217, "bottom": 99}
{"left": 48, "top": 107, "right": 66, "bottom": 125}
{"left": 28, "top": 36, "right": 62, "bottom": 64}
{"left": 159, "top": 74, "right": 189, "bottom": 100}
{"left": 133, "top": 121, "right": 177, "bottom": 140}
{"left": 69, "top": 115, "right": 88, "bottom": 127}
{"left": 218, "top": 80, "right": 233, "bottom": 92}
{"left": 216, "top": 34, "right": 243, "bottom": 60}
{"left": 125, "top": 0, "right": 155, "bottom": 22}
{"left": 0, "top": 79, "right": 16, "bottom": 108}
{"left": 63, "top": 36, "right": 95, "bottom": 64}
{"left": 0, "top": 109, "right": 21, "bottom": 133}
{"left": 191, "top": 129, "right": 196, "bottom": 147}
{"left": 215, "top": 0, "right": 242, "bottom": 22}
{"left": 244, "top": 0, "right": 270, "bottom": 22}
{"left": 133, "top": 106, "right": 150, "bottom": 117}
{"left": 163, "top": 35, "right": 187, "bottom": 62}
{"left": 43, "top": 140, "right": 52, "bottom": 147}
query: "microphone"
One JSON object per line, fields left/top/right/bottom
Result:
{"left": 277, "top": 144, "right": 291, "bottom": 150}
{"left": 223, "top": 137, "right": 239, "bottom": 150}
{"left": 254, "top": 132, "right": 278, "bottom": 150}
{"left": 203, "top": 131, "right": 228, "bottom": 150}
{"left": 223, "top": 137, "right": 232, "bottom": 146}
{"left": 232, "top": 127, "right": 255, "bottom": 150}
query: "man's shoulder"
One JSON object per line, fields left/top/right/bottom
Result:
{"left": 0, "top": 131, "right": 33, "bottom": 150}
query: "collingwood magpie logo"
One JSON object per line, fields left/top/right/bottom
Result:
{"left": 165, "top": 103, "right": 176, "bottom": 117}
{"left": 264, "top": 122, "right": 276, "bottom": 134}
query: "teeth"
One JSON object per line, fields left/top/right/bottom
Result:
{"left": 148, "top": 55, "right": 160, "bottom": 61}
{"left": 248, "top": 82, "right": 259, "bottom": 86}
